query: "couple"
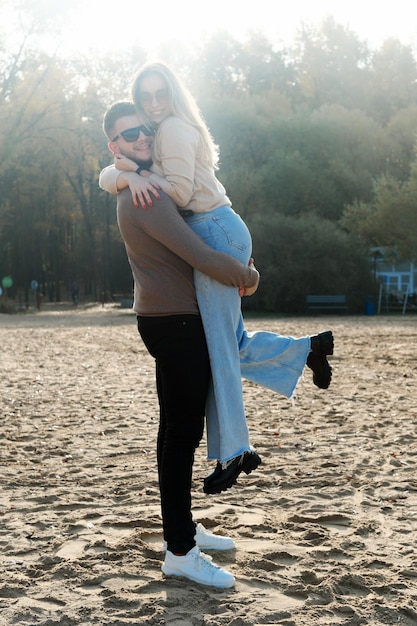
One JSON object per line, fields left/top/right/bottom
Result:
{"left": 100, "top": 62, "right": 333, "bottom": 589}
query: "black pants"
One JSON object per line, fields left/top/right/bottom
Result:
{"left": 137, "top": 314, "right": 210, "bottom": 554}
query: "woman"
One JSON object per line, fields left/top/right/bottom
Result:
{"left": 99, "top": 63, "right": 333, "bottom": 494}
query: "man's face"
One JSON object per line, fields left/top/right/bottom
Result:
{"left": 108, "top": 114, "right": 153, "bottom": 164}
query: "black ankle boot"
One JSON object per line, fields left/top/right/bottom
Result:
{"left": 307, "top": 330, "right": 334, "bottom": 389}
{"left": 203, "top": 450, "right": 261, "bottom": 495}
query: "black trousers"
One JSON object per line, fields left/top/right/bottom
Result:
{"left": 137, "top": 314, "right": 210, "bottom": 554}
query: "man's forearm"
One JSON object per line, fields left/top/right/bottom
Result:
{"left": 119, "top": 189, "right": 258, "bottom": 289}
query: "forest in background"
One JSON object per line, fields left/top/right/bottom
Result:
{"left": 1, "top": 3, "right": 417, "bottom": 313}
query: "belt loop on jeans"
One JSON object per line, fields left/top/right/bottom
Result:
{"left": 178, "top": 209, "right": 194, "bottom": 218}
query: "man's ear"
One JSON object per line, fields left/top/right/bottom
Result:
{"left": 108, "top": 141, "right": 117, "bottom": 155}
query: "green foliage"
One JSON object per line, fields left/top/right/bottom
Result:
{"left": 292, "top": 17, "right": 371, "bottom": 111}
{"left": 0, "top": 48, "right": 126, "bottom": 301}
{"left": 245, "top": 212, "right": 373, "bottom": 314}
{"left": 342, "top": 162, "right": 417, "bottom": 262}
{"left": 209, "top": 104, "right": 388, "bottom": 224}
{"left": 368, "top": 39, "right": 417, "bottom": 124}
{"left": 384, "top": 107, "right": 417, "bottom": 180}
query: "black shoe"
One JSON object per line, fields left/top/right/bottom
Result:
{"left": 307, "top": 330, "right": 334, "bottom": 389}
{"left": 203, "top": 450, "right": 262, "bottom": 495}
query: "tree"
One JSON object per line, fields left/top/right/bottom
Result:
{"left": 236, "top": 32, "right": 295, "bottom": 98}
{"left": 292, "top": 17, "right": 371, "bottom": 111}
{"left": 383, "top": 107, "right": 417, "bottom": 180}
{"left": 342, "top": 159, "right": 417, "bottom": 262}
{"left": 188, "top": 31, "right": 244, "bottom": 99}
{"left": 368, "top": 39, "right": 417, "bottom": 124}
{"left": 210, "top": 104, "right": 386, "bottom": 223}
{"left": 245, "top": 212, "right": 373, "bottom": 314}
{"left": 0, "top": 47, "right": 126, "bottom": 301}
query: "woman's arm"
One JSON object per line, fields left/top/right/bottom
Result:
{"left": 99, "top": 163, "right": 161, "bottom": 209}
{"left": 99, "top": 165, "right": 121, "bottom": 194}
{"left": 149, "top": 117, "right": 199, "bottom": 208}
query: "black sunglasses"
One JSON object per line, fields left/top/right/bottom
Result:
{"left": 111, "top": 124, "right": 154, "bottom": 143}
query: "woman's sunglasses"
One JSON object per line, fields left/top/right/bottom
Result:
{"left": 111, "top": 124, "right": 155, "bottom": 143}
{"left": 139, "top": 88, "right": 169, "bottom": 106}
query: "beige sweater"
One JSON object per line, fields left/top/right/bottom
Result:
{"left": 117, "top": 190, "right": 258, "bottom": 316}
{"left": 99, "top": 116, "right": 232, "bottom": 214}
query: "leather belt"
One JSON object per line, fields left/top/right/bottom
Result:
{"left": 178, "top": 209, "right": 195, "bottom": 218}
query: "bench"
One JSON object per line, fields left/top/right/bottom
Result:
{"left": 306, "top": 295, "right": 348, "bottom": 313}
{"left": 120, "top": 299, "right": 134, "bottom": 309}
{"left": 111, "top": 292, "right": 134, "bottom": 309}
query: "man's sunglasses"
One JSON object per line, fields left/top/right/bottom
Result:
{"left": 111, "top": 124, "right": 155, "bottom": 143}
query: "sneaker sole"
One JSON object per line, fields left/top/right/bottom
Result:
{"left": 197, "top": 539, "right": 235, "bottom": 551}
{"left": 161, "top": 565, "right": 235, "bottom": 588}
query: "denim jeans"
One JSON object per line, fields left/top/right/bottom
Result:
{"left": 137, "top": 314, "right": 210, "bottom": 555}
{"left": 185, "top": 206, "right": 311, "bottom": 462}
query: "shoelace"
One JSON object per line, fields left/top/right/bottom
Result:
{"left": 196, "top": 523, "right": 219, "bottom": 539}
{"left": 193, "top": 551, "right": 219, "bottom": 572}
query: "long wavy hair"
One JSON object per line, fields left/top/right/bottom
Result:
{"left": 131, "top": 62, "right": 219, "bottom": 169}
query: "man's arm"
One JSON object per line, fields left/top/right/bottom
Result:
{"left": 118, "top": 189, "right": 259, "bottom": 290}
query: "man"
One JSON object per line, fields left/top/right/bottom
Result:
{"left": 101, "top": 101, "right": 260, "bottom": 588}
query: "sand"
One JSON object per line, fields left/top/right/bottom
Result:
{"left": 1, "top": 304, "right": 417, "bottom": 626}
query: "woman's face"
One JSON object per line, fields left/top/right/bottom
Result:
{"left": 137, "top": 74, "right": 172, "bottom": 125}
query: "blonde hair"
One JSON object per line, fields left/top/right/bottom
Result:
{"left": 131, "top": 62, "right": 219, "bottom": 169}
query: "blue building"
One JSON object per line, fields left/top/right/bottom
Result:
{"left": 371, "top": 248, "right": 417, "bottom": 312}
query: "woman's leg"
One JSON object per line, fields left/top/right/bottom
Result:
{"left": 185, "top": 207, "right": 314, "bottom": 462}
{"left": 137, "top": 314, "right": 210, "bottom": 554}
{"left": 186, "top": 207, "right": 254, "bottom": 463}
{"left": 237, "top": 317, "right": 311, "bottom": 398}
{"left": 196, "top": 271, "right": 250, "bottom": 462}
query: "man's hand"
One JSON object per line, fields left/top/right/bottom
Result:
{"left": 239, "top": 258, "right": 259, "bottom": 297}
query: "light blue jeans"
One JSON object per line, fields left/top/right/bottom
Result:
{"left": 185, "top": 206, "right": 311, "bottom": 462}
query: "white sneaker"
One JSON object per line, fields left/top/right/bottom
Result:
{"left": 162, "top": 523, "right": 235, "bottom": 552}
{"left": 162, "top": 546, "right": 235, "bottom": 588}
{"left": 195, "top": 523, "right": 235, "bottom": 551}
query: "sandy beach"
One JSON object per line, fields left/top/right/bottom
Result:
{"left": 1, "top": 304, "right": 417, "bottom": 626}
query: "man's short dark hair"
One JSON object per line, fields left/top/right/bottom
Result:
{"left": 103, "top": 101, "right": 137, "bottom": 139}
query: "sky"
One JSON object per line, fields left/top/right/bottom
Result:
{"left": 43, "top": 0, "right": 417, "bottom": 57}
